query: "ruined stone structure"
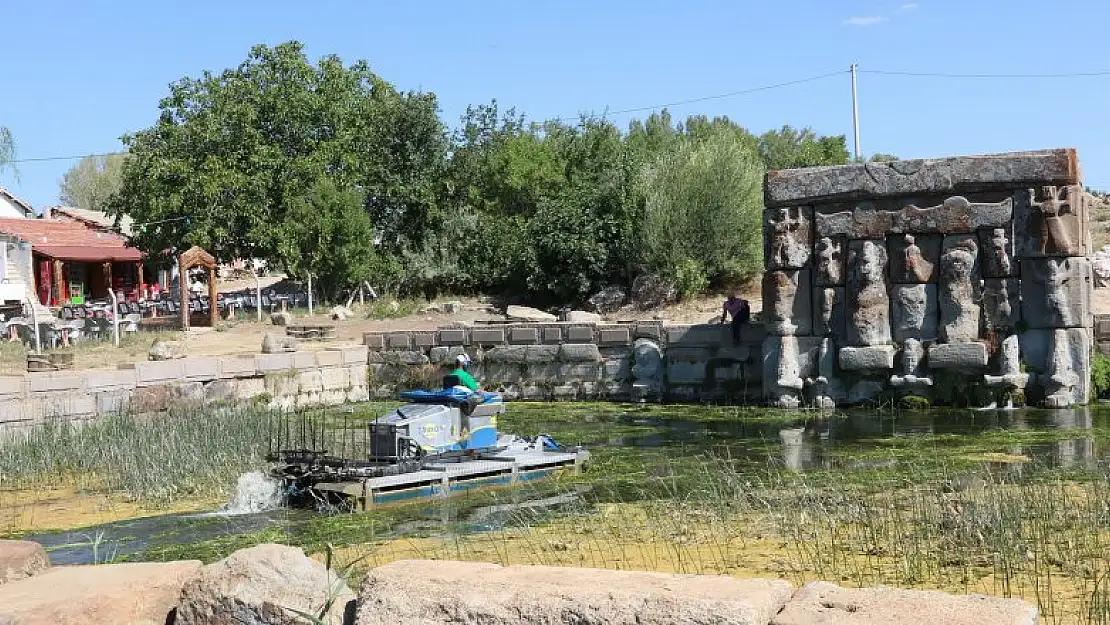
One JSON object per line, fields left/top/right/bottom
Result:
{"left": 762, "top": 149, "right": 1093, "bottom": 408}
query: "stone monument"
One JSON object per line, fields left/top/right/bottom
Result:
{"left": 762, "top": 149, "right": 1093, "bottom": 408}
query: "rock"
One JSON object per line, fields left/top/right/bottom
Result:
{"left": 771, "top": 580, "right": 1038, "bottom": 625}
{"left": 148, "top": 339, "right": 186, "bottom": 361}
{"left": 176, "top": 544, "right": 355, "bottom": 625}
{"left": 505, "top": 305, "right": 557, "bottom": 323}
{"left": 928, "top": 342, "right": 989, "bottom": 369}
{"left": 270, "top": 311, "right": 293, "bottom": 326}
{"left": 356, "top": 559, "right": 794, "bottom": 625}
{"left": 418, "top": 303, "right": 442, "bottom": 314}
{"left": 330, "top": 305, "right": 354, "bottom": 321}
{"left": 838, "top": 345, "right": 896, "bottom": 371}
{"left": 443, "top": 300, "right": 463, "bottom": 314}
{"left": 0, "top": 561, "right": 200, "bottom": 625}
{"left": 428, "top": 346, "right": 468, "bottom": 365}
{"left": 557, "top": 343, "right": 602, "bottom": 362}
{"left": 482, "top": 345, "right": 558, "bottom": 364}
{"left": 629, "top": 274, "right": 679, "bottom": 309}
{"left": 765, "top": 148, "right": 1077, "bottom": 206}
{"left": 631, "top": 338, "right": 663, "bottom": 400}
{"left": 0, "top": 540, "right": 48, "bottom": 585}
{"left": 262, "top": 333, "right": 298, "bottom": 354}
{"left": 564, "top": 310, "right": 601, "bottom": 323}
{"left": 587, "top": 286, "right": 628, "bottom": 313}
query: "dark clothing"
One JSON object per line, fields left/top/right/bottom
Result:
{"left": 723, "top": 298, "right": 750, "bottom": 344}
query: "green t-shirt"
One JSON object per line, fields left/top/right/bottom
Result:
{"left": 451, "top": 368, "right": 479, "bottom": 392}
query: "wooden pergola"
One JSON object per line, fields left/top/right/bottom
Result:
{"left": 177, "top": 245, "right": 218, "bottom": 329}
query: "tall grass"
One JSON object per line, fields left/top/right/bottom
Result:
{"left": 0, "top": 406, "right": 273, "bottom": 502}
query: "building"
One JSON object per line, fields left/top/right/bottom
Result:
{"left": 0, "top": 218, "right": 144, "bottom": 306}
{"left": 45, "top": 205, "right": 134, "bottom": 237}
{"left": 0, "top": 187, "right": 36, "bottom": 219}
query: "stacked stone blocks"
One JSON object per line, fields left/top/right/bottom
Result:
{"left": 761, "top": 149, "right": 1094, "bottom": 408}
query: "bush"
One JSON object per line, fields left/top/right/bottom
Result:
{"left": 672, "top": 259, "right": 709, "bottom": 300}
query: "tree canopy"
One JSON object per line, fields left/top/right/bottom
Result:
{"left": 0, "top": 127, "right": 14, "bottom": 175}
{"left": 59, "top": 153, "right": 127, "bottom": 213}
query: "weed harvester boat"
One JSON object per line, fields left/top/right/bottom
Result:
{"left": 266, "top": 387, "right": 588, "bottom": 510}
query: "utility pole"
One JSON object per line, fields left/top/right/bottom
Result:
{"left": 850, "top": 63, "right": 861, "bottom": 162}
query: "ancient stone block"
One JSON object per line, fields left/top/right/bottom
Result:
{"left": 982, "top": 278, "right": 1021, "bottom": 331}
{"left": 632, "top": 323, "right": 664, "bottom": 341}
{"left": 411, "top": 332, "right": 436, "bottom": 348}
{"left": 632, "top": 338, "right": 663, "bottom": 399}
{"left": 978, "top": 227, "right": 1017, "bottom": 277}
{"left": 765, "top": 148, "right": 1077, "bottom": 206}
{"left": 939, "top": 235, "right": 982, "bottom": 342}
{"left": 890, "top": 337, "right": 933, "bottom": 389}
{"left": 254, "top": 353, "right": 296, "bottom": 372}
{"left": 429, "top": 346, "right": 468, "bottom": 365}
{"left": 566, "top": 326, "right": 595, "bottom": 343}
{"left": 85, "top": 369, "right": 136, "bottom": 391}
{"left": 838, "top": 345, "right": 896, "bottom": 371}
{"left": 363, "top": 333, "right": 385, "bottom": 350}
{"left": 816, "top": 196, "right": 1013, "bottom": 238}
{"left": 509, "top": 327, "right": 539, "bottom": 344}
{"left": 891, "top": 283, "right": 938, "bottom": 342}
{"left": 483, "top": 345, "right": 558, "bottom": 364}
{"left": 134, "top": 360, "right": 186, "bottom": 386}
{"left": 666, "top": 324, "right": 732, "bottom": 346}
{"left": 385, "top": 333, "right": 411, "bottom": 349}
{"left": 542, "top": 327, "right": 562, "bottom": 343}
{"left": 762, "top": 269, "right": 812, "bottom": 336}
{"left": 845, "top": 241, "right": 890, "bottom": 346}
{"left": 888, "top": 233, "right": 941, "bottom": 283}
{"left": 1019, "top": 327, "right": 1090, "bottom": 406}
{"left": 184, "top": 357, "right": 220, "bottom": 381}
{"left": 28, "top": 373, "right": 84, "bottom": 393}
{"left": 0, "top": 376, "right": 23, "bottom": 396}
{"left": 599, "top": 326, "right": 632, "bottom": 345}
{"left": 1020, "top": 257, "right": 1090, "bottom": 329}
{"left": 558, "top": 363, "right": 603, "bottom": 380}
{"left": 984, "top": 334, "right": 1031, "bottom": 392}
{"left": 558, "top": 344, "right": 602, "bottom": 362}
{"left": 470, "top": 328, "right": 506, "bottom": 346}
{"left": 438, "top": 328, "right": 468, "bottom": 345}
{"left": 927, "top": 342, "right": 989, "bottom": 369}
{"left": 668, "top": 361, "right": 707, "bottom": 385}
{"left": 1013, "top": 185, "right": 1090, "bottom": 258}
{"left": 812, "top": 286, "right": 845, "bottom": 338}
{"left": 762, "top": 335, "right": 823, "bottom": 407}
{"left": 813, "top": 235, "right": 846, "bottom": 286}
{"left": 96, "top": 389, "right": 133, "bottom": 415}
{"left": 764, "top": 206, "right": 812, "bottom": 269}
{"left": 367, "top": 350, "right": 428, "bottom": 366}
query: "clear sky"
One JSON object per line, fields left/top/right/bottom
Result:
{"left": 2, "top": 0, "right": 1109, "bottom": 211}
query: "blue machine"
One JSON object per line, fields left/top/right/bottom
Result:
{"left": 368, "top": 388, "right": 506, "bottom": 459}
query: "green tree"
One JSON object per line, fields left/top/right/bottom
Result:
{"left": 0, "top": 126, "right": 14, "bottom": 174}
{"left": 110, "top": 41, "right": 447, "bottom": 271}
{"left": 868, "top": 152, "right": 900, "bottom": 162}
{"left": 639, "top": 130, "right": 765, "bottom": 295}
{"left": 758, "top": 125, "right": 849, "bottom": 170}
{"left": 59, "top": 153, "right": 127, "bottom": 212}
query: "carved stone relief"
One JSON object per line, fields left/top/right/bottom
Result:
{"left": 764, "top": 207, "right": 812, "bottom": 270}
{"left": 1020, "top": 258, "right": 1090, "bottom": 329}
{"left": 978, "top": 227, "right": 1015, "bottom": 278}
{"left": 1013, "top": 186, "right": 1089, "bottom": 258}
{"left": 891, "top": 284, "right": 938, "bottom": 342}
{"left": 939, "top": 235, "right": 981, "bottom": 342}
{"left": 814, "top": 236, "right": 845, "bottom": 286}
{"left": 845, "top": 240, "right": 891, "bottom": 346}
{"left": 812, "top": 286, "right": 845, "bottom": 338}
{"left": 888, "top": 233, "right": 940, "bottom": 283}
{"left": 762, "top": 269, "right": 813, "bottom": 336}
{"left": 982, "top": 278, "right": 1020, "bottom": 331}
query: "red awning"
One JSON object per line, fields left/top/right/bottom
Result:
{"left": 34, "top": 245, "right": 143, "bottom": 262}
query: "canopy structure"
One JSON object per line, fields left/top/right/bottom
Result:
{"left": 177, "top": 245, "right": 218, "bottom": 329}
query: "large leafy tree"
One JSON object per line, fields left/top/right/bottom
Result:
{"left": 59, "top": 153, "right": 127, "bottom": 212}
{"left": 110, "top": 41, "right": 447, "bottom": 274}
{"left": 758, "top": 125, "right": 849, "bottom": 170}
{"left": 0, "top": 127, "right": 14, "bottom": 174}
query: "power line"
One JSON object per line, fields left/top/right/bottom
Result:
{"left": 9, "top": 152, "right": 122, "bottom": 164}
{"left": 863, "top": 69, "right": 1110, "bottom": 79}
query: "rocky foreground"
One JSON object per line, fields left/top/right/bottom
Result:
{"left": 0, "top": 539, "right": 1037, "bottom": 625}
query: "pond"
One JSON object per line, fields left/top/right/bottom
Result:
{"left": 18, "top": 402, "right": 1110, "bottom": 569}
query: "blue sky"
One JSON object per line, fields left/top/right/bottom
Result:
{"left": 2, "top": 0, "right": 1109, "bottom": 211}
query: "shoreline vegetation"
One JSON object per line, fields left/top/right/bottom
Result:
{"left": 5, "top": 403, "right": 1110, "bottom": 622}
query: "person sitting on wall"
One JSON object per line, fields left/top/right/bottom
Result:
{"left": 451, "top": 353, "right": 480, "bottom": 392}
{"left": 720, "top": 295, "right": 750, "bottom": 346}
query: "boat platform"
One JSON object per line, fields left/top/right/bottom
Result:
{"left": 312, "top": 446, "right": 588, "bottom": 509}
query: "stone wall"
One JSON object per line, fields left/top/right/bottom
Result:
{"left": 762, "top": 148, "right": 1094, "bottom": 408}
{"left": 0, "top": 345, "right": 369, "bottom": 428}
{"left": 364, "top": 321, "right": 766, "bottom": 402}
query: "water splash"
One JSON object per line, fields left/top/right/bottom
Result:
{"left": 218, "top": 471, "right": 282, "bottom": 515}
{"left": 977, "top": 401, "right": 998, "bottom": 411}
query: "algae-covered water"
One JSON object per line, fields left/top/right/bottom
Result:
{"left": 19, "top": 402, "right": 1110, "bottom": 567}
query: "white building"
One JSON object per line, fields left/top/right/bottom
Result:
{"left": 0, "top": 187, "right": 35, "bottom": 219}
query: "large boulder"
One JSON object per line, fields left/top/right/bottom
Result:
{"left": 175, "top": 543, "right": 355, "bottom": 625}
{"left": 564, "top": 310, "right": 602, "bottom": 323}
{"left": 0, "top": 540, "right": 49, "bottom": 585}
{"left": 630, "top": 274, "right": 679, "bottom": 310}
{"left": 771, "top": 581, "right": 1038, "bottom": 625}
{"left": 148, "top": 339, "right": 186, "bottom": 361}
{"left": 505, "top": 305, "right": 557, "bottom": 322}
{"left": 356, "top": 559, "right": 793, "bottom": 625}
{"left": 261, "top": 333, "right": 299, "bottom": 354}
{"left": 330, "top": 306, "right": 354, "bottom": 321}
{"left": 270, "top": 311, "right": 293, "bottom": 326}
{"left": 587, "top": 286, "right": 628, "bottom": 313}
{"left": 0, "top": 561, "right": 200, "bottom": 625}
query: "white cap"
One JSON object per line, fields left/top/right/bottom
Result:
{"left": 455, "top": 353, "right": 471, "bottom": 365}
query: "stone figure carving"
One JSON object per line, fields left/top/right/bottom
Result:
{"left": 984, "top": 228, "right": 1013, "bottom": 276}
{"left": 939, "top": 238, "right": 980, "bottom": 342}
{"left": 1039, "top": 186, "right": 1076, "bottom": 256}
{"left": 766, "top": 271, "right": 800, "bottom": 335}
{"left": 890, "top": 338, "right": 932, "bottom": 389}
{"left": 805, "top": 337, "right": 835, "bottom": 409}
{"left": 815, "top": 237, "right": 843, "bottom": 285}
{"left": 984, "top": 334, "right": 1030, "bottom": 392}
{"left": 1044, "top": 329, "right": 1079, "bottom": 408}
{"left": 982, "top": 279, "right": 1018, "bottom": 331}
{"left": 817, "top": 287, "right": 837, "bottom": 335}
{"left": 774, "top": 335, "right": 804, "bottom": 408}
{"left": 900, "top": 235, "right": 931, "bottom": 283}
{"left": 847, "top": 240, "right": 891, "bottom": 346}
{"left": 1030, "top": 259, "right": 1075, "bottom": 327}
{"left": 768, "top": 208, "right": 808, "bottom": 268}
{"left": 892, "top": 284, "right": 928, "bottom": 340}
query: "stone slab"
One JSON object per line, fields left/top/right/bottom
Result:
{"left": 254, "top": 353, "right": 296, "bottom": 372}
{"left": 509, "top": 327, "right": 539, "bottom": 344}
{"left": 566, "top": 326, "right": 595, "bottom": 343}
{"left": 816, "top": 196, "right": 1012, "bottom": 238}
{"left": 599, "top": 326, "right": 631, "bottom": 345}
{"left": 0, "top": 376, "right": 24, "bottom": 396}
{"left": 765, "top": 148, "right": 1078, "bottom": 206}
{"left": 341, "top": 345, "right": 369, "bottom": 365}
{"left": 771, "top": 580, "right": 1037, "bottom": 625}
{"left": 838, "top": 345, "right": 896, "bottom": 371}
{"left": 385, "top": 333, "right": 411, "bottom": 349}
{"left": 1013, "top": 185, "right": 1091, "bottom": 258}
{"left": 367, "top": 350, "right": 429, "bottom": 365}
{"left": 761, "top": 335, "right": 824, "bottom": 399}
{"left": 217, "top": 356, "right": 257, "bottom": 378}
{"left": 0, "top": 540, "right": 49, "bottom": 584}
{"left": 29, "top": 391, "right": 97, "bottom": 419}
{"left": 85, "top": 369, "right": 137, "bottom": 391}
{"left": 359, "top": 561, "right": 791, "bottom": 625}
{"left": 763, "top": 268, "right": 813, "bottom": 336}
{"left": 411, "top": 332, "right": 436, "bottom": 348}
{"left": 982, "top": 278, "right": 1021, "bottom": 331}
{"left": 557, "top": 343, "right": 602, "bottom": 362}
{"left": 314, "top": 349, "right": 345, "bottom": 368}
{"left": 363, "top": 332, "right": 385, "bottom": 350}
{"left": 1019, "top": 327, "right": 1090, "bottom": 404}
{"left": 542, "top": 327, "right": 562, "bottom": 344}
{"left": 928, "top": 342, "right": 989, "bottom": 369}
{"left": 1019, "top": 257, "right": 1091, "bottom": 329}
{"left": 183, "top": 356, "right": 220, "bottom": 381}
{"left": 888, "top": 232, "right": 941, "bottom": 283}
{"left": 28, "top": 373, "right": 85, "bottom": 393}
{"left": 471, "top": 328, "right": 506, "bottom": 345}
{"left": 764, "top": 206, "right": 813, "bottom": 270}
{"left": 438, "top": 328, "right": 468, "bottom": 345}
{"left": 95, "top": 389, "right": 134, "bottom": 415}
{"left": 633, "top": 323, "right": 664, "bottom": 341}
{"left": 483, "top": 345, "right": 558, "bottom": 364}
{"left": 890, "top": 283, "right": 938, "bottom": 342}
{"left": 134, "top": 360, "right": 186, "bottom": 386}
